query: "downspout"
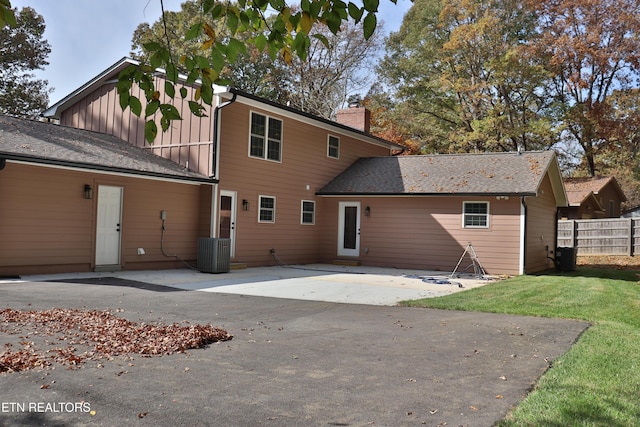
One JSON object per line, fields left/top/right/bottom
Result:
{"left": 520, "top": 196, "right": 527, "bottom": 275}
{"left": 211, "top": 92, "right": 237, "bottom": 179}
{"left": 210, "top": 92, "right": 237, "bottom": 238}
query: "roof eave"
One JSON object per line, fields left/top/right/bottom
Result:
{"left": 229, "top": 88, "right": 405, "bottom": 152}
{"left": 537, "top": 152, "right": 569, "bottom": 207}
{"left": 316, "top": 192, "right": 538, "bottom": 197}
{"left": 0, "top": 152, "right": 216, "bottom": 184}
{"left": 43, "top": 57, "right": 139, "bottom": 120}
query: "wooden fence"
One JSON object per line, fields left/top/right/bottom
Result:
{"left": 557, "top": 218, "right": 640, "bottom": 255}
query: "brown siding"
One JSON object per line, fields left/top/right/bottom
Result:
{"left": 218, "top": 102, "right": 390, "bottom": 266}
{"left": 0, "top": 162, "right": 212, "bottom": 275}
{"left": 59, "top": 80, "right": 216, "bottom": 176}
{"left": 318, "top": 196, "right": 523, "bottom": 275}
{"left": 596, "top": 182, "right": 624, "bottom": 217}
{"left": 524, "top": 174, "right": 558, "bottom": 273}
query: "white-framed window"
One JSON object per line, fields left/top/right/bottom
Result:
{"left": 249, "top": 111, "right": 282, "bottom": 162}
{"left": 301, "top": 200, "right": 315, "bottom": 225}
{"left": 259, "top": 195, "right": 276, "bottom": 223}
{"left": 327, "top": 135, "right": 339, "bottom": 159}
{"left": 463, "top": 202, "right": 489, "bottom": 228}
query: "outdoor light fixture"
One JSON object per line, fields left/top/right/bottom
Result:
{"left": 365, "top": 206, "right": 371, "bottom": 216}
{"left": 242, "top": 199, "right": 250, "bottom": 211}
{"left": 84, "top": 184, "right": 93, "bottom": 200}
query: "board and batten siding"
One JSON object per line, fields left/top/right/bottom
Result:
{"left": 0, "top": 162, "right": 212, "bottom": 275}
{"left": 59, "top": 78, "right": 216, "bottom": 177}
{"left": 216, "top": 101, "right": 391, "bottom": 266}
{"left": 318, "top": 196, "right": 522, "bottom": 275}
{"left": 523, "top": 174, "right": 558, "bottom": 273}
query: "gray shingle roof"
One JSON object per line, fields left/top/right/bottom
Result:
{"left": 318, "top": 151, "right": 557, "bottom": 195}
{"left": 0, "top": 115, "right": 213, "bottom": 183}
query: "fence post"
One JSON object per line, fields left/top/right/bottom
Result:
{"left": 572, "top": 220, "right": 578, "bottom": 250}
{"left": 633, "top": 218, "right": 637, "bottom": 257}
{"left": 627, "top": 218, "right": 633, "bottom": 256}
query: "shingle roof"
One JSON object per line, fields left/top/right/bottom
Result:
{"left": 563, "top": 176, "right": 625, "bottom": 206}
{"left": 0, "top": 115, "right": 214, "bottom": 183}
{"left": 318, "top": 151, "right": 557, "bottom": 195}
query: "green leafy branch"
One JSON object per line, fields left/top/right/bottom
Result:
{"left": 115, "top": 0, "right": 392, "bottom": 143}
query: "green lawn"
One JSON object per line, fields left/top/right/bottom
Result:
{"left": 401, "top": 268, "right": 640, "bottom": 426}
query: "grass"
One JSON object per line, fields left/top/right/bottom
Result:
{"left": 400, "top": 267, "right": 640, "bottom": 426}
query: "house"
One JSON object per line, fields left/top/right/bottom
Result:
{"left": 0, "top": 115, "right": 216, "bottom": 276}
{"left": 1, "top": 58, "right": 567, "bottom": 276}
{"left": 558, "top": 176, "right": 627, "bottom": 219}
{"left": 317, "top": 152, "right": 567, "bottom": 275}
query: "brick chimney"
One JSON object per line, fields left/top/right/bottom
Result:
{"left": 336, "top": 100, "right": 371, "bottom": 133}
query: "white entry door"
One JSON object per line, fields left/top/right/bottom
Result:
{"left": 95, "top": 185, "right": 123, "bottom": 266}
{"left": 219, "top": 190, "right": 237, "bottom": 258}
{"left": 338, "top": 202, "right": 360, "bottom": 257}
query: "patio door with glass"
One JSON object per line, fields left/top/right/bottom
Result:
{"left": 338, "top": 201, "right": 360, "bottom": 257}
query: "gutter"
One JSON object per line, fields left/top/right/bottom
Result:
{"left": 0, "top": 154, "right": 217, "bottom": 184}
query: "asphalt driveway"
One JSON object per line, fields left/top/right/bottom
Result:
{"left": 0, "top": 271, "right": 588, "bottom": 426}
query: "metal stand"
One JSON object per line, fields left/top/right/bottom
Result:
{"left": 450, "top": 242, "right": 488, "bottom": 279}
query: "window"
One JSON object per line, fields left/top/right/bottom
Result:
{"left": 463, "top": 202, "right": 489, "bottom": 228}
{"left": 250, "top": 112, "right": 282, "bottom": 162}
{"left": 259, "top": 196, "right": 276, "bottom": 223}
{"left": 301, "top": 200, "right": 315, "bottom": 225}
{"left": 327, "top": 135, "right": 339, "bottom": 159}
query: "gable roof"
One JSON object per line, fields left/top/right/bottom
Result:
{"left": 563, "top": 176, "right": 627, "bottom": 206}
{"left": 318, "top": 151, "right": 567, "bottom": 203}
{"left": 0, "top": 115, "right": 214, "bottom": 183}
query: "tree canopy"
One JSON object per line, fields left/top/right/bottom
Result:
{"left": 113, "top": 0, "right": 388, "bottom": 141}
{"left": 376, "top": 0, "right": 640, "bottom": 180}
{"left": 0, "top": 6, "right": 51, "bottom": 117}
{"left": 129, "top": 0, "right": 381, "bottom": 120}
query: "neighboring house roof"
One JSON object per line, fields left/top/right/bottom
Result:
{"left": 318, "top": 151, "right": 567, "bottom": 203}
{"left": 0, "top": 115, "right": 214, "bottom": 183}
{"left": 42, "top": 57, "right": 404, "bottom": 152}
{"left": 563, "top": 176, "right": 627, "bottom": 207}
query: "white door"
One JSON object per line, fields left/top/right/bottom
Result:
{"left": 219, "top": 190, "right": 237, "bottom": 258}
{"left": 95, "top": 185, "right": 123, "bottom": 266}
{"left": 338, "top": 202, "right": 360, "bottom": 257}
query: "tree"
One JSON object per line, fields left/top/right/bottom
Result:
{"left": 130, "top": 1, "right": 382, "bottom": 120}
{"left": 281, "top": 19, "right": 383, "bottom": 119}
{"left": 0, "top": 6, "right": 51, "bottom": 117}
{"left": 528, "top": 0, "right": 640, "bottom": 176}
{"left": 378, "top": 0, "right": 556, "bottom": 154}
{"left": 588, "top": 89, "right": 640, "bottom": 207}
{"left": 130, "top": 0, "right": 286, "bottom": 101}
{"left": 119, "top": 0, "right": 387, "bottom": 142}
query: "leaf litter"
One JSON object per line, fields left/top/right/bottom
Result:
{"left": 0, "top": 308, "right": 232, "bottom": 373}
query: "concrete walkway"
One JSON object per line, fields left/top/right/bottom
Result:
{"left": 16, "top": 264, "right": 496, "bottom": 306}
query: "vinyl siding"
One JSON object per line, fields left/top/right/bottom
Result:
{"left": 524, "top": 174, "right": 558, "bottom": 273}
{"left": 318, "top": 196, "right": 523, "bottom": 275}
{"left": 217, "top": 101, "right": 390, "bottom": 266}
{"left": 0, "top": 162, "right": 212, "bottom": 275}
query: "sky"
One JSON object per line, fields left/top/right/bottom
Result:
{"left": 10, "top": 0, "right": 413, "bottom": 105}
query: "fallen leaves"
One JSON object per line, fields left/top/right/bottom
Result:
{"left": 0, "top": 308, "right": 232, "bottom": 373}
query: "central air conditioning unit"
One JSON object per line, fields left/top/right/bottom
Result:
{"left": 197, "top": 238, "right": 231, "bottom": 273}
